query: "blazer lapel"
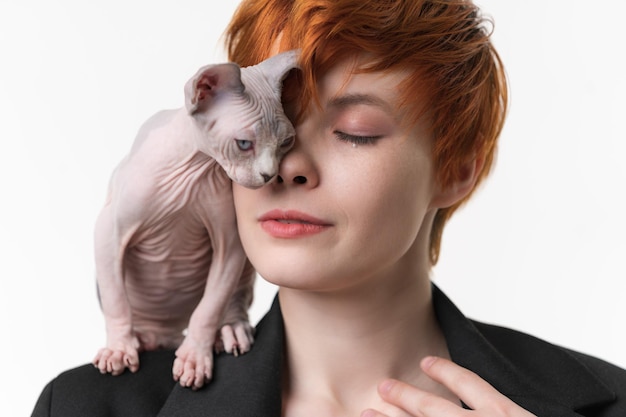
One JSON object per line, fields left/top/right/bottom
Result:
{"left": 158, "top": 286, "right": 616, "bottom": 417}
{"left": 432, "top": 284, "right": 615, "bottom": 416}
{"left": 157, "top": 296, "right": 285, "bottom": 417}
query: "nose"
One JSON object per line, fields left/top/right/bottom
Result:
{"left": 261, "top": 173, "right": 274, "bottom": 183}
{"left": 274, "top": 137, "right": 318, "bottom": 187}
{"left": 276, "top": 174, "right": 306, "bottom": 184}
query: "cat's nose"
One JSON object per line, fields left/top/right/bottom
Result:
{"left": 261, "top": 173, "right": 274, "bottom": 183}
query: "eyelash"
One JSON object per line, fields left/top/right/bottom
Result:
{"left": 333, "top": 131, "right": 382, "bottom": 145}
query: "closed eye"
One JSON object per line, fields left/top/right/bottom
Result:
{"left": 333, "top": 131, "right": 383, "bottom": 145}
{"left": 281, "top": 136, "right": 295, "bottom": 149}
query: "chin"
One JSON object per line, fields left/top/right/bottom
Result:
{"left": 256, "top": 263, "right": 316, "bottom": 288}
{"left": 256, "top": 263, "right": 371, "bottom": 295}
{"left": 253, "top": 260, "right": 334, "bottom": 291}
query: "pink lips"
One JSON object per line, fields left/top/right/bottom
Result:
{"left": 259, "top": 210, "right": 332, "bottom": 238}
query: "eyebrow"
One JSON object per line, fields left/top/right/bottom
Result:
{"left": 327, "top": 93, "right": 394, "bottom": 114}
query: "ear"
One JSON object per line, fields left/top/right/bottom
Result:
{"left": 252, "top": 49, "right": 301, "bottom": 93}
{"left": 184, "top": 63, "right": 244, "bottom": 114}
{"left": 431, "top": 156, "right": 485, "bottom": 209}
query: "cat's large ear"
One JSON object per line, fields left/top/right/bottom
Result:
{"left": 184, "top": 63, "right": 244, "bottom": 115}
{"left": 252, "top": 49, "right": 300, "bottom": 94}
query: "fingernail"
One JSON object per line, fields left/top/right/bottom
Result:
{"left": 379, "top": 379, "right": 395, "bottom": 394}
{"left": 361, "top": 409, "right": 376, "bottom": 417}
{"left": 421, "top": 355, "right": 437, "bottom": 370}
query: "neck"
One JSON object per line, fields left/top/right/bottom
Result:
{"left": 279, "top": 267, "right": 451, "bottom": 415}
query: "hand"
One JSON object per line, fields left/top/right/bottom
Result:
{"left": 362, "top": 356, "right": 536, "bottom": 417}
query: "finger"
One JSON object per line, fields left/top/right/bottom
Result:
{"left": 378, "top": 378, "right": 464, "bottom": 417}
{"left": 360, "top": 409, "right": 389, "bottom": 417}
{"left": 420, "top": 356, "right": 500, "bottom": 410}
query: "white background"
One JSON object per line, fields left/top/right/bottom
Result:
{"left": 1, "top": 1, "right": 625, "bottom": 415}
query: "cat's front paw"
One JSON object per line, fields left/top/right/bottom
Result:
{"left": 218, "top": 320, "right": 255, "bottom": 356}
{"left": 93, "top": 334, "right": 140, "bottom": 375}
{"left": 172, "top": 336, "right": 214, "bottom": 390}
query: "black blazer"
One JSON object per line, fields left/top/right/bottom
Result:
{"left": 32, "top": 285, "right": 626, "bottom": 417}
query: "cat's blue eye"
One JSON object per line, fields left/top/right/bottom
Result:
{"left": 334, "top": 131, "right": 382, "bottom": 145}
{"left": 236, "top": 139, "right": 254, "bottom": 151}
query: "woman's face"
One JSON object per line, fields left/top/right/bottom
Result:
{"left": 233, "top": 56, "right": 441, "bottom": 291}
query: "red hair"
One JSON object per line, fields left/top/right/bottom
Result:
{"left": 226, "top": 0, "right": 508, "bottom": 265}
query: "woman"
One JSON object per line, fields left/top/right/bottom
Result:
{"left": 31, "top": 0, "right": 626, "bottom": 416}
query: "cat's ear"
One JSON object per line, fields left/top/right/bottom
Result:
{"left": 251, "top": 49, "right": 300, "bottom": 96}
{"left": 184, "top": 63, "right": 244, "bottom": 115}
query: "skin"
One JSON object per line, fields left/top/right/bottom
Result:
{"left": 233, "top": 56, "right": 535, "bottom": 416}
{"left": 365, "top": 357, "right": 535, "bottom": 417}
{"left": 92, "top": 52, "right": 297, "bottom": 390}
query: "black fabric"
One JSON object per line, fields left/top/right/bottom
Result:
{"left": 432, "top": 286, "right": 622, "bottom": 417}
{"left": 32, "top": 349, "right": 176, "bottom": 417}
{"left": 32, "top": 285, "right": 626, "bottom": 417}
{"left": 157, "top": 296, "right": 284, "bottom": 417}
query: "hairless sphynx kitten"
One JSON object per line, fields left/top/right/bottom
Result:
{"left": 92, "top": 50, "right": 299, "bottom": 389}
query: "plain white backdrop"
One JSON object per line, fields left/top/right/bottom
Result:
{"left": 1, "top": 1, "right": 624, "bottom": 415}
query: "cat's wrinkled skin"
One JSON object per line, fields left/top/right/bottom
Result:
{"left": 92, "top": 51, "right": 299, "bottom": 389}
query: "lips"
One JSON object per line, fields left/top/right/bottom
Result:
{"left": 258, "top": 210, "right": 332, "bottom": 238}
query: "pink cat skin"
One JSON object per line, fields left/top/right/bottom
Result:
{"left": 92, "top": 50, "right": 299, "bottom": 389}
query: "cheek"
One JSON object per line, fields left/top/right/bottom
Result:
{"left": 232, "top": 183, "right": 245, "bottom": 211}
{"left": 232, "top": 185, "right": 256, "bottom": 244}
{"left": 348, "top": 153, "right": 434, "bottom": 250}
{"left": 232, "top": 184, "right": 275, "bottom": 268}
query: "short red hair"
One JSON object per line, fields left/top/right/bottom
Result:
{"left": 226, "top": 0, "right": 508, "bottom": 265}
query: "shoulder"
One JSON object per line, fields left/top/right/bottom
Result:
{"left": 432, "top": 284, "right": 626, "bottom": 415}
{"left": 31, "top": 350, "right": 176, "bottom": 417}
{"left": 565, "top": 347, "right": 626, "bottom": 386}
{"left": 474, "top": 320, "right": 626, "bottom": 416}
